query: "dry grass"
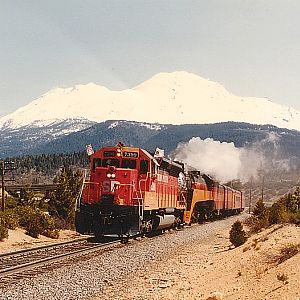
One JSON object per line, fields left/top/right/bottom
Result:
{"left": 277, "top": 273, "right": 289, "bottom": 284}
{"left": 277, "top": 243, "right": 300, "bottom": 264}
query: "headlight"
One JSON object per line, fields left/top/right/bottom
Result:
{"left": 107, "top": 173, "right": 112, "bottom": 178}
{"left": 111, "top": 173, "right": 116, "bottom": 178}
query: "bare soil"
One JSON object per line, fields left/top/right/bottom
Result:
{"left": 1, "top": 222, "right": 300, "bottom": 300}
{"left": 92, "top": 223, "right": 300, "bottom": 300}
{"left": 0, "top": 228, "right": 82, "bottom": 253}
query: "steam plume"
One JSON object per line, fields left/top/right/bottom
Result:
{"left": 172, "top": 133, "right": 289, "bottom": 183}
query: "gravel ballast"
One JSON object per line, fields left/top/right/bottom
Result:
{"left": 0, "top": 214, "right": 247, "bottom": 300}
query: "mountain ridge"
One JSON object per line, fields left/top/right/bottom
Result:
{"left": 1, "top": 71, "right": 300, "bottom": 132}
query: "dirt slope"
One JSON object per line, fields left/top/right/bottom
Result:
{"left": 93, "top": 224, "right": 300, "bottom": 300}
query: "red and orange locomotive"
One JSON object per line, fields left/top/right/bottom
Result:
{"left": 75, "top": 143, "right": 244, "bottom": 239}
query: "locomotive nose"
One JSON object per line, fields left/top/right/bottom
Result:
{"left": 107, "top": 165, "right": 117, "bottom": 178}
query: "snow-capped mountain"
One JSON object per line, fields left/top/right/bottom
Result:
{"left": 1, "top": 71, "right": 300, "bottom": 132}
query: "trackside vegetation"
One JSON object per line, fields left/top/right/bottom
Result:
{"left": 0, "top": 166, "right": 82, "bottom": 241}
{"left": 230, "top": 187, "right": 300, "bottom": 248}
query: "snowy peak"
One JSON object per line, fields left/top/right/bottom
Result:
{"left": 1, "top": 71, "right": 300, "bottom": 132}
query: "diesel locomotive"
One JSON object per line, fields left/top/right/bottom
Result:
{"left": 75, "top": 143, "right": 244, "bottom": 240}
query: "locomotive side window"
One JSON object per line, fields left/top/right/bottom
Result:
{"left": 92, "top": 158, "right": 101, "bottom": 172}
{"left": 102, "top": 159, "right": 120, "bottom": 167}
{"left": 140, "top": 160, "right": 149, "bottom": 174}
{"left": 121, "top": 159, "right": 137, "bottom": 169}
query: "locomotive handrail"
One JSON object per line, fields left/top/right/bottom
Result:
{"left": 75, "top": 169, "right": 88, "bottom": 211}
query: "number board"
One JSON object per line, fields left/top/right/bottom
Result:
{"left": 103, "top": 151, "right": 116, "bottom": 157}
{"left": 122, "top": 151, "right": 138, "bottom": 158}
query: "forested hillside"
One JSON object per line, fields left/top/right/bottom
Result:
{"left": 20, "top": 121, "right": 300, "bottom": 160}
{"left": 4, "top": 121, "right": 300, "bottom": 204}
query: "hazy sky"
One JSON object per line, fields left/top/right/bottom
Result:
{"left": 1, "top": 0, "right": 300, "bottom": 117}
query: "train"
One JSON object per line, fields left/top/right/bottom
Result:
{"left": 75, "top": 143, "right": 244, "bottom": 241}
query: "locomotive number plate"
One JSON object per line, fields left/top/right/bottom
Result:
{"left": 122, "top": 151, "right": 138, "bottom": 158}
{"left": 103, "top": 151, "right": 116, "bottom": 157}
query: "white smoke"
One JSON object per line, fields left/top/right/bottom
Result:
{"left": 172, "top": 133, "right": 292, "bottom": 183}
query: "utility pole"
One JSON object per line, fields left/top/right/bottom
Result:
{"left": 0, "top": 160, "right": 16, "bottom": 212}
{"left": 261, "top": 175, "right": 265, "bottom": 204}
{"left": 1, "top": 160, "right": 4, "bottom": 212}
{"left": 249, "top": 177, "right": 252, "bottom": 214}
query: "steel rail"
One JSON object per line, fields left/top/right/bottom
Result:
{"left": 0, "top": 240, "right": 119, "bottom": 278}
{"left": 0, "top": 236, "right": 90, "bottom": 258}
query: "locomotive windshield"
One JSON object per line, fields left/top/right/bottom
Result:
{"left": 100, "top": 158, "right": 137, "bottom": 169}
{"left": 102, "top": 158, "right": 120, "bottom": 167}
{"left": 121, "top": 159, "right": 136, "bottom": 169}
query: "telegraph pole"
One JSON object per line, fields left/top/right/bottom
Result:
{"left": 261, "top": 175, "right": 265, "bottom": 204}
{"left": 1, "top": 160, "right": 4, "bottom": 212}
{"left": 249, "top": 177, "right": 252, "bottom": 214}
{"left": 1, "top": 160, "right": 16, "bottom": 212}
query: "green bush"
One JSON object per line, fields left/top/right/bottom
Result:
{"left": 288, "top": 211, "right": 300, "bottom": 225}
{"left": 253, "top": 199, "right": 267, "bottom": 219}
{"left": 230, "top": 220, "right": 247, "bottom": 247}
{"left": 0, "top": 214, "right": 8, "bottom": 240}
{"left": 269, "top": 202, "right": 289, "bottom": 225}
{"left": 3, "top": 209, "right": 19, "bottom": 229}
{"left": 40, "top": 213, "right": 59, "bottom": 239}
{"left": 13, "top": 206, "right": 36, "bottom": 228}
{"left": 13, "top": 206, "right": 59, "bottom": 238}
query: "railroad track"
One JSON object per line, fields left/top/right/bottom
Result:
{"left": 0, "top": 215, "right": 244, "bottom": 289}
{"left": 0, "top": 236, "right": 121, "bottom": 288}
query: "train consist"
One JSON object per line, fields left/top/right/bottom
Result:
{"left": 75, "top": 143, "right": 244, "bottom": 240}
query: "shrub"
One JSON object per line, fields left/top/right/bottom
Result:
{"left": 3, "top": 209, "right": 19, "bottom": 229}
{"left": 277, "top": 244, "right": 300, "bottom": 264}
{"left": 246, "top": 214, "right": 270, "bottom": 234}
{"left": 269, "top": 202, "right": 288, "bottom": 225}
{"left": 230, "top": 220, "right": 247, "bottom": 247}
{"left": 13, "top": 206, "right": 59, "bottom": 238}
{"left": 14, "top": 206, "right": 36, "bottom": 228}
{"left": 277, "top": 273, "right": 288, "bottom": 284}
{"left": 24, "top": 211, "right": 44, "bottom": 238}
{"left": 288, "top": 211, "right": 300, "bottom": 225}
{"left": 0, "top": 214, "right": 8, "bottom": 240}
{"left": 253, "top": 199, "right": 267, "bottom": 219}
{"left": 40, "top": 213, "right": 59, "bottom": 239}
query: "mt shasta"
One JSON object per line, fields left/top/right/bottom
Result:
{"left": 1, "top": 71, "right": 300, "bottom": 133}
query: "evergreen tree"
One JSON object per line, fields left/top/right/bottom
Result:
{"left": 269, "top": 201, "right": 287, "bottom": 224}
{"left": 253, "top": 199, "right": 267, "bottom": 219}
{"left": 48, "top": 166, "right": 83, "bottom": 226}
{"left": 20, "top": 187, "right": 35, "bottom": 206}
{"left": 229, "top": 220, "right": 247, "bottom": 247}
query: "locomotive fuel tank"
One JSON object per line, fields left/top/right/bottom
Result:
{"left": 154, "top": 215, "right": 176, "bottom": 230}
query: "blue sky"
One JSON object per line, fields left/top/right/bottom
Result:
{"left": 1, "top": 0, "right": 300, "bottom": 117}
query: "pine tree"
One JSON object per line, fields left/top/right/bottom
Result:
{"left": 269, "top": 201, "right": 287, "bottom": 224}
{"left": 48, "top": 166, "right": 83, "bottom": 226}
{"left": 253, "top": 199, "right": 267, "bottom": 219}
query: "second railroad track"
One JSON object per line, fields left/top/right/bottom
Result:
{"left": 0, "top": 236, "right": 121, "bottom": 288}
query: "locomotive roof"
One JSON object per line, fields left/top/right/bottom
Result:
{"left": 140, "top": 149, "right": 160, "bottom": 166}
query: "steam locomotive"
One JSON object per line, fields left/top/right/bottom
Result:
{"left": 75, "top": 143, "right": 244, "bottom": 240}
